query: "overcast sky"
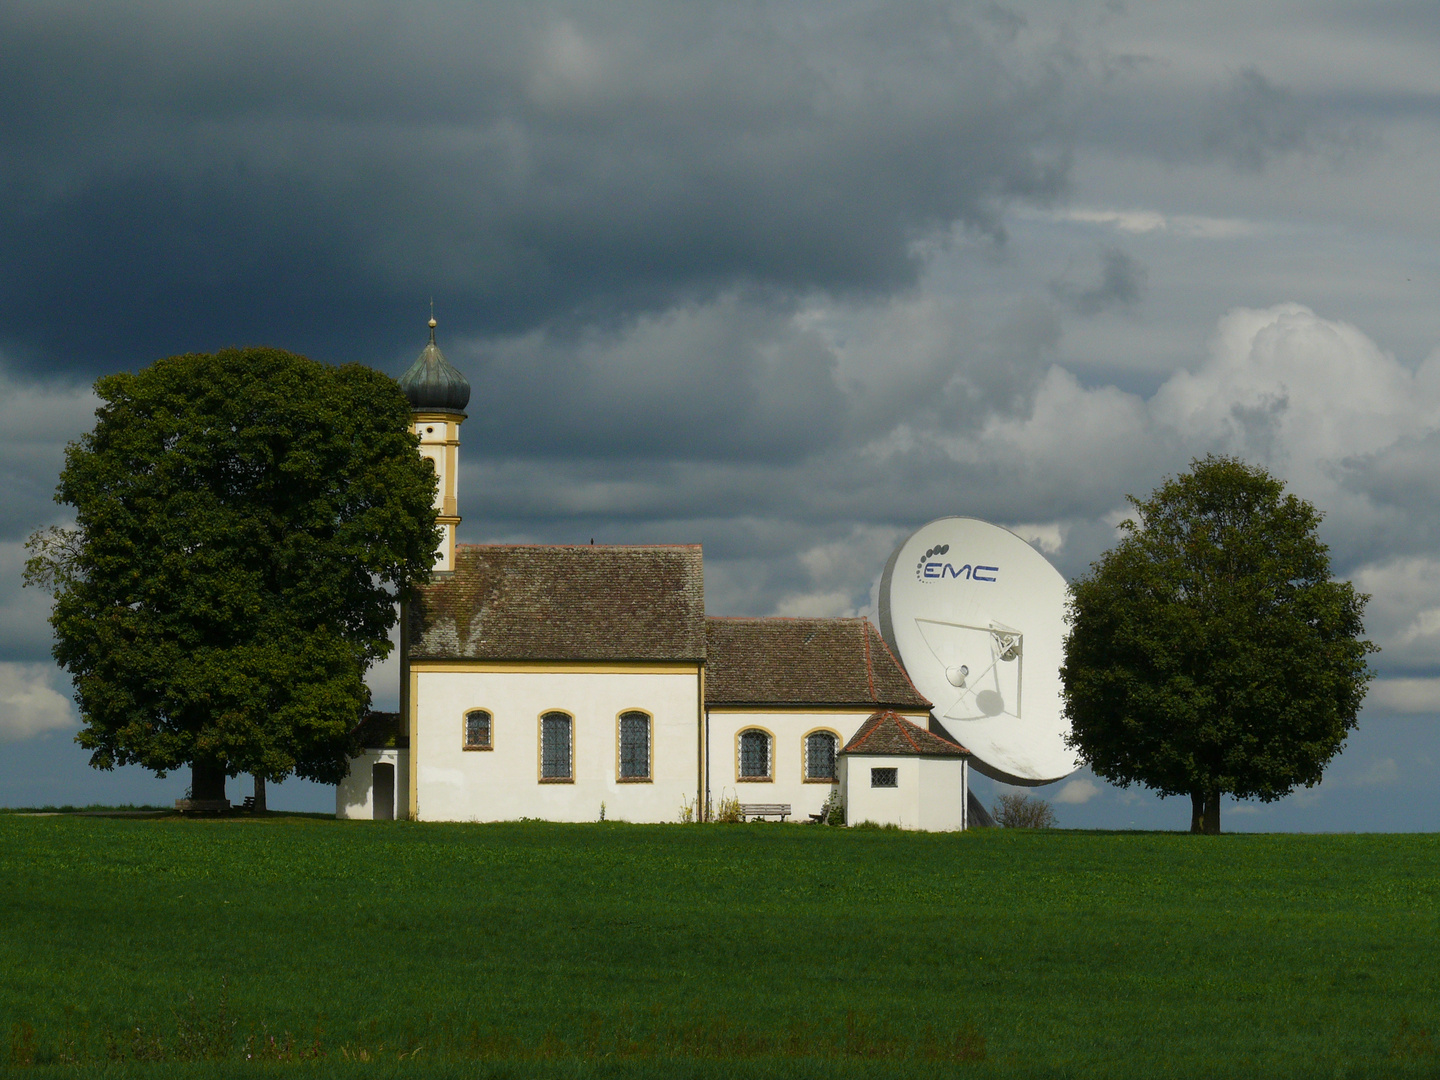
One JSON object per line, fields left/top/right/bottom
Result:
{"left": 3, "top": 0, "right": 1439, "bottom": 829}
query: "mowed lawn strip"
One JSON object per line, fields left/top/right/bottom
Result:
{"left": 1, "top": 816, "right": 1436, "bottom": 1078}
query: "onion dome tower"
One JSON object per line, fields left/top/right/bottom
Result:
{"left": 398, "top": 315, "right": 470, "bottom": 572}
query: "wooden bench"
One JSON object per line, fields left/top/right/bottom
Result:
{"left": 174, "top": 798, "right": 230, "bottom": 815}
{"left": 739, "top": 803, "right": 791, "bottom": 822}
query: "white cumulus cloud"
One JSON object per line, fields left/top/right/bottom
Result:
{"left": 1052, "top": 777, "right": 1100, "bottom": 804}
{"left": 0, "top": 662, "right": 74, "bottom": 743}
{"left": 1367, "top": 677, "right": 1440, "bottom": 714}
{"left": 1052, "top": 207, "right": 1258, "bottom": 239}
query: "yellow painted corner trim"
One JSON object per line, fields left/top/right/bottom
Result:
{"left": 407, "top": 666, "right": 419, "bottom": 819}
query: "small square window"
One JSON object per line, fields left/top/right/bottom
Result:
{"left": 871, "top": 767, "right": 898, "bottom": 788}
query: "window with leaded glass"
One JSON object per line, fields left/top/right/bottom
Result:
{"left": 738, "top": 729, "right": 771, "bottom": 780}
{"left": 871, "top": 767, "right": 898, "bottom": 788}
{"left": 541, "top": 711, "right": 572, "bottom": 781}
{"left": 805, "top": 731, "right": 837, "bottom": 781}
{"left": 618, "top": 711, "right": 651, "bottom": 781}
{"left": 464, "top": 709, "right": 492, "bottom": 750}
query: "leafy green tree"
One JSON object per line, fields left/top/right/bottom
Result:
{"left": 1061, "top": 456, "right": 1375, "bottom": 833}
{"left": 25, "top": 347, "right": 439, "bottom": 804}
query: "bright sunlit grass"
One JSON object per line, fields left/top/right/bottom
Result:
{"left": 1, "top": 816, "right": 1437, "bottom": 1078}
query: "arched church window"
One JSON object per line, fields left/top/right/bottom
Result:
{"left": 464, "top": 709, "right": 492, "bottom": 750}
{"left": 804, "top": 731, "right": 838, "bottom": 781}
{"left": 738, "top": 729, "right": 772, "bottom": 781}
{"left": 618, "top": 711, "right": 651, "bottom": 781}
{"left": 540, "top": 711, "right": 573, "bottom": 781}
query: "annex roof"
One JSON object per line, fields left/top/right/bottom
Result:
{"left": 840, "top": 709, "right": 969, "bottom": 757}
{"left": 704, "top": 617, "right": 931, "bottom": 710}
{"left": 354, "top": 711, "right": 407, "bottom": 749}
{"left": 410, "top": 544, "right": 706, "bottom": 662}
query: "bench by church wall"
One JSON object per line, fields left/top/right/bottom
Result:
{"left": 705, "top": 708, "right": 879, "bottom": 822}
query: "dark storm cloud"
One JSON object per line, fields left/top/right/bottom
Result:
{"left": 0, "top": 0, "right": 1071, "bottom": 378}
{"left": 1047, "top": 247, "right": 1144, "bottom": 317}
{"left": 454, "top": 294, "right": 851, "bottom": 465}
{"left": 439, "top": 281, "right": 1071, "bottom": 467}
{"left": 1201, "top": 68, "right": 1318, "bottom": 171}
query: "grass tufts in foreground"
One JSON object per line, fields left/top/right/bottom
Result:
{"left": 0, "top": 817, "right": 1436, "bottom": 1078}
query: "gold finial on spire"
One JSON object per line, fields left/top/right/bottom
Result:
{"left": 428, "top": 298, "right": 437, "bottom": 343}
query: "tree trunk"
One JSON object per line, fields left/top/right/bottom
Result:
{"left": 190, "top": 760, "right": 226, "bottom": 802}
{"left": 1204, "top": 789, "right": 1221, "bottom": 834}
{"left": 252, "top": 775, "right": 267, "bottom": 813}
{"left": 1190, "top": 791, "right": 1205, "bottom": 833}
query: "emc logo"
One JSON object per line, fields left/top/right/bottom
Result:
{"left": 915, "top": 544, "right": 998, "bottom": 583}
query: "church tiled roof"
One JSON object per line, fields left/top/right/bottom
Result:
{"left": 409, "top": 545, "right": 706, "bottom": 661}
{"left": 704, "top": 617, "right": 930, "bottom": 710}
{"left": 840, "top": 709, "right": 968, "bottom": 757}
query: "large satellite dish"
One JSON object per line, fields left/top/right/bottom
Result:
{"left": 879, "top": 517, "right": 1079, "bottom": 786}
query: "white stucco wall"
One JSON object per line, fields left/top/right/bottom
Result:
{"left": 841, "top": 755, "right": 921, "bottom": 828}
{"left": 336, "top": 748, "right": 409, "bottom": 820}
{"left": 706, "top": 709, "right": 897, "bottom": 822}
{"left": 839, "top": 754, "right": 967, "bottom": 831}
{"left": 917, "top": 757, "right": 966, "bottom": 831}
{"left": 412, "top": 666, "right": 702, "bottom": 822}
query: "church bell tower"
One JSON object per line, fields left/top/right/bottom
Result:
{"left": 397, "top": 315, "right": 470, "bottom": 572}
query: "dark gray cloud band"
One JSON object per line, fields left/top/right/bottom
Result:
{"left": 0, "top": 0, "right": 1071, "bottom": 377}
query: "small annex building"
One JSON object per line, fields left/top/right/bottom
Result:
{"left": 336, "top": 319, "right": 971, "bottom": 827}
{"left": 839, "top": 710, "right": 970, "bottom": 831}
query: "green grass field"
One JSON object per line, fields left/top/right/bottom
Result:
{"left": 1, "top": 815, "right": 1437, "bottom": 1079}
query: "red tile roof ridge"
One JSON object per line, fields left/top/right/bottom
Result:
{"left": 898, "top": 720, "right": 920, "bottom": 753}
{"left": 840, "top": 709, "right": 969, "bottom": 757}
{"left": 862, "top": 618, "right": 876, "bottom": 702}
{"left": 868, "top": 625, "right": 928, "bottom": 705}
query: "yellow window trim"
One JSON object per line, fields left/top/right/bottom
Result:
{"left": 800, "top": 726, "right": 842, "bottom": 784}
{"left": 537, "top": 709, "right": 575, "bottom": 784}
{"left": 615, "top": 708, "right": 654, "bottom": 784}
{"left": 735, "top": 725, "right": 775, "bottom": 783}
{"left": 463, "top": 707, "right": 494, "bottom": 752}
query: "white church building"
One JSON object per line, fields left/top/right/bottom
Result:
{"left": 336, "top": 321, "right": 971, "bottom": 828}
